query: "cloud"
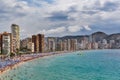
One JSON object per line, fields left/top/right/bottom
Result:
{"left": 84, "top": 25, "right": 92, "bottom": 31}
{"left": 39, "top": 26, "right": 66, "bottom": 35}
{"left": 47, "top": 11, "right": 68, "bottom": 21}
{"left": 68, "top": 25, "right": 83, "bottom": 32}
{"left": 99, "top": 1, "right": 119, "bottom": 11}
{"left": 68, "top": 25, "right": 91, "bottom": 33}
{"left": 0, "top": 0, "right": 120, "bottom": 38}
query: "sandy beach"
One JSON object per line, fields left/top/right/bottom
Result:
{"left": 0, "top": 51, "right": 71, "bottom": 75}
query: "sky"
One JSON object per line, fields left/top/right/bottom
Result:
{"left": 0, "top": 0, "right": 120, "bottom": 39}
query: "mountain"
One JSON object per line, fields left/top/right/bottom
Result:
{"left": 91, "top": 31, "right": 108, "bottom": 42}
{"left": 59, "top": 35, "right": 89, "bottom": 40}
{"left": 46, "top": 31, "right": 120, "bottom": 42}
{"left": 107, "top": 33, "right": 120, "bottom": 40}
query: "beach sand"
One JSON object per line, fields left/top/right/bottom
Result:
{"left": 0, "top": 51, "right": 72, "bottom": 75}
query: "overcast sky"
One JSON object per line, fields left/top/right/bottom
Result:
{"left": 0, "top": 0, "right": 120, "bottom": 39}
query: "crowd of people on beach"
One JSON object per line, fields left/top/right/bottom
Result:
{"left": 0, "top": 51, "right": 70, "bottom": 80}
{"left": 0, "top": 52, "right": 59, "bottom": 74}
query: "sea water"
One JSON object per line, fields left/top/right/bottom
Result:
{"left": 0, "top": 49, "right": 120, "bottom": 80}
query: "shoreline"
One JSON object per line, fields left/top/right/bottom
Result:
{"left": 0, "top": 51, "right": 72, "bottom": 75}
{"left": 0, "top": 49, "right": 119, "bottom": 75}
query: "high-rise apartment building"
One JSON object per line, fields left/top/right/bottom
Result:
{"left": 38, "top": 34, "right": 44, "bottom": 53}
{"left": 0, "top": 34, "right": 2, "bottom": 54}
{"left": 27, "top": 42, "right": 34, "bottom": 52}
{"left": 47, "top": 38, "right": 56, "bottom": 52}
{"left": 11, "top": 24, "right": 20, "bottom": 53}
{"left": 0, "top": 32, "right": 12, "bottom": 55}
{"left": 32, "top": 34, "right": 44, "bottom": 53}
{"left": 67, "top": 39, "right": 71, "bottom": 51}
{"left": 63, "top": 40, "right": 67, "bottom": 51}
{"left": 32, "top": 35, "right": 38, "bottom": 52}
{"left": 58, "top": 40, "right": 63, "bottom": 51}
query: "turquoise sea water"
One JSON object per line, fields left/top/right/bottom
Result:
{"left": 0, "top": 49, "right": 120, "bottom": 80}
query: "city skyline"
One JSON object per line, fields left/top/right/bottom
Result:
{"left": 0, "top": 1, "right": 120, "bottom": 80}
{"left": 0, "top": 24, "right": 120, "bottom": 39}
{"left": 0, "top": 0, "right": 120, "bottom": 39}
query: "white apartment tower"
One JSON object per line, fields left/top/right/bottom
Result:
{"left": 11, "top": 24, "right": 20, "bottom": 53}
